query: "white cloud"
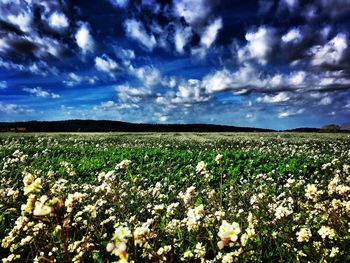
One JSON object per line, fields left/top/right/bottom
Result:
{"left": 162, "top": 76, "right": 177, "bottom": 88}
{"left": 278, "top": 108, "right": 304, "bottom": 118}
{"left": 63, "top": 72, "right": 82, "bottom": 87}
{"left": 0, "top": 81, "right": 7, "bottom": 89}
{"left": 48, "top": 12, "right": 69, "bottom": 30}
{"left": 269, "top": 74, "right": 284, "bottom": 87}
{"left": 124, "top": 19, "right": 156, "bottom": 50}
{"left": 130, "top": 65, "right": 161, "bottom": 87}
{"left": 32, "top": 35, "right": 63, "bottom": 58}
{"left": 23, "top": 87, "right": 60, "bottom": 99}
{"left": 75, "top": 22, "right": 95, "bottom": 53}
{"left": 0, "top": 102, "right": 34, "bottom": 114}
{"left": 115, "top": 84, "right": 150, "bottom": 104}
{"left": 7, "top": 11, "right": 32, "bottom": 33}
{"left": 200, "top": 18, "right": 223, "bottom": 49}
{"left": 108, "top": 0, "right": 128, "bottom": 8}
{"left": 288, "top": 71, "right": 306, "bottom": 86}
{"left": 282, "top": 28, "right": 302, "bottom": 43}
{"left": 63, "top": 72, "right": 98, "bottom": 86}
{"left": 281, "top": 0, "right": 298, "bottom": 11}
{"left": 0, "top": 58, "right": 55, "bottom": 76}
{"left": 172, "top": 79, "right": 209, "bottom": 104}
{"left": 202, "top": 69, "right": 233, "bottom": 93}
{"left": 95, "top": 55, "right": 119, "bottom": 76}
{"left": 203, "top": 64, "right": 269, "bottom": 93}
{"left": 101, "top": 101, "right": 116, "bottom": 108}
{"left": 239, "top": 26, "right": 276, "bottom": 64}
{"left": 116, "top": 48, "right": 135, "bottom": 65}
{"left": 310, "top": 33, "right": 348, "bottom": 66}
{"left": 97, "top": 100, "right": 138, "bottom": 110}
{"left": 174, "top": 25, "right": 192, "bottom": 54}
{"left": 173, "top": 0, "right": 211, "bottom": 26}
{"left": 257, "top": 92, "right": 290, "bottom": 103}
{"left": 159, "top": 116, "right": 168, "bottom": 122}
{"left": 319, "top": 96, "right": 332, "bottom": 105}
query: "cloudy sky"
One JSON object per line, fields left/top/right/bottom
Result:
{"left": 1, "top": 0, "right": 350, "bottom": 129}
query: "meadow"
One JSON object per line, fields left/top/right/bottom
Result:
{"left": 0, "top": 132, "right": 349, "bottom": 262}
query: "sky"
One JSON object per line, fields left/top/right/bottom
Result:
{"left": 1, "top": 0, "right": 350, "bottom": 129}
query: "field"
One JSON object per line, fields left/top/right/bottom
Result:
{"left": 0, "top": 132, "right": 349, "bottom": 262}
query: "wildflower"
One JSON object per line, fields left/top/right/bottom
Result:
{"left": 305, "top": 184, "right": 318, "bottom": 200}
{"left": 182, "top": 186, "right": 196, "bottom": 206}
{"left": 33, "top": 196, "right": 52, "bottom": 217}
{"left": 187, "top": 204, "right": 205, "bottom": 231}
{"left": 329, "top": 247, "right": 339, "bottom": 257}
{"left": 215, "top": 154, "right": 223, "bottom": 164}
{"left": 218, "top": 220, "right": 241, "bottom": 249}
{"left": 114, "top": 226, "right": 132, "bottom": 242}
{"left": 296, "top": 228, "right": 312, "bottom": 242}
{"left": 194, "top": 242, "right": 206, "bottom": 258}
{"left": 196, "top": 161, "right": 207, "bottom": 173}
{"left": 274, "top": 205, "right": 292, "bottom": 219}
{"left": 20, "top": 236, "right": 33, "bottom": 246}
{"left": 115, "top": 160, "right": 131, "bottom": 170}
{"left": 133, "top": 223, "right": 150, "bottom": 246}
{"left": 23, "top": 178, "right": 42, "bottom": 195}
{"left": 21, "top": 195, "right": 36, "bottom": 215}
{"left": 318, "top": 226, "right": 336, "bottom": 239}
{"left": 182, "top": 250, "right": 193, "bottom": 260}
{"left": 2, "top": 254, "right": 20, "bottom": 263}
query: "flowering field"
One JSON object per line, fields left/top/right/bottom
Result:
{"left": 0, "top": 132, "right": 349, "bottom": 262}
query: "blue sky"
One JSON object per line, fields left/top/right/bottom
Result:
{"left": 1, "top": 0, "right": 350, "bottom": 129}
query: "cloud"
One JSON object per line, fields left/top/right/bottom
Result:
{"left": 75, "top": 22, "right": 95, "bottom": 53}
{"left": 63, "top": 72, "right": 98, "bottom": 87}
{"left": 200, "top": 18, "right": 223, "bottom": 49}
{"left": 288, "top": 71, "right": 306, "bottom": 86}
{"left": 48, "top": 12, "right": 69, "bottom": 31}
{"left": 155, "top": 78, "right": 210, "bottom": 108}
{"left": 310, "top": 33, "right": 348, "bottom": 67}
{"left": 124, "top": 19, "right": 156, "bottom": 50}
{"left": 278, "top": 108, "right": 304, "bottom": 118}
{"left": 115, "top": 84, "right": 151, "bottom": 104}
{"left": 173, "top": 0, "right": 211, "bottom": 26}
{"left": 319, "top": 96, "right": 332, "bottom": 105}
{"left": 63, "top": 72, "right": 83, "bottom": 87}
{"left": 6, "top": 10, "right": 32, "bottom": 33}
{"left": 0, "top": 102, "right": 34, "bottom": 114}
{"left": 280, "top": 0, "right": 298, "bottom": 12}
{"left": 202, "top": 69, "right": 233, "bottom": 93}
{"left": 158, "top": 115, "right": 168, "bottom": 122}
{"left": 282, "top": 28, "right": 302, "bottom": 44}
{"left": 129, "top": 65, "right": 161, "bottom": 87}
{"left": 95, "top": 55, "right": 119, "bottom": 76}
{"left": 0, "top": 81, "right": 7, "bottom": 89}
{"left": 115, "top": 48, "right": 135, "bottom": 66}
{"left": 97, "top": 100, "right": 138, "bottom": 110}
{"left": 172, "top": 79, "right": 209, "bottom": 104}
{"left": 238, "top": 26, "right": 277, "bottom": 65}
{"left": 257, "top": 92, "right": 290, "bottom": 103}
{"left": 108, "top": 0, "right": 129, "bottom": 8}
{"left": 174, "top": 25, "right": 192, "bottom": 54}
{"left": 23, "top": 87, "right": 60, "bottom": 99}
{"left": 0, "top": 58, "right": 57, "bottom": 76}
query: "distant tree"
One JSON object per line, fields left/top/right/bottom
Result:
{"left": 321, "top": 124, "right": 341, "bottom": 132}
